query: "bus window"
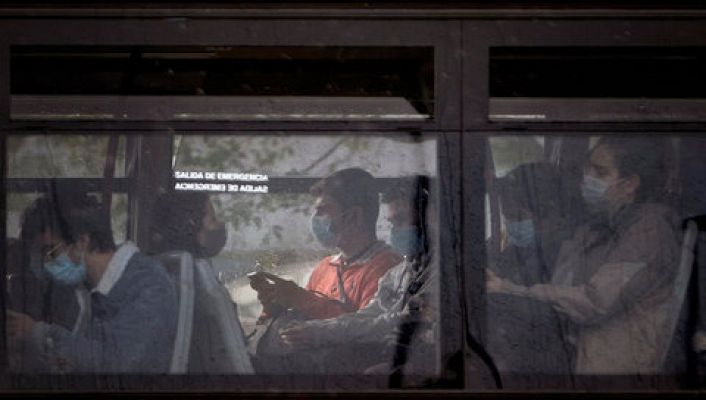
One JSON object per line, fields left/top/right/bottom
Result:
{"left": 5, "top": 132, "right": 443, "bottom": 385}
{"left": 171, "top": 134, "right": 439, "bottom": 379}
{"left": 489, "top": 47, "right": 706, "bottom": 123}
{"left": 482, "top": 134, "right": 705, "bottom": 389}
{"left": 11, "top": 46, "right": 433, "bottom": 122}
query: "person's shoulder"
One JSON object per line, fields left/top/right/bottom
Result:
{"left": 308, "top": 254, "right": 339, "bottom": 276}
{"left": 365, "top": 244, "right": 403, "bottom": 274}
{"left": 373, "top": 244, "right": 403, "bottom": 266}
{"left": 632, "top": 202, "right": 680, "bottom": 228}
{"left": 315, "top": 254, "right": 339, "bottom": 268}
{"left": 123, "top": 251, "right": 173, "bottom": 287}
{"left": 128, "top": 251, "right": 165, "bottom": 270}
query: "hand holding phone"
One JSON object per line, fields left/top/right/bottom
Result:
{"left": 248, "top": 271, "right": 307, "bottom": 309}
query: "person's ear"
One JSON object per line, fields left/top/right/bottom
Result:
{"left": 351, "top": 207, "right": 364, "bottom": 228}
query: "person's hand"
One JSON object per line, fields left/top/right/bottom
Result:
{"left": 279, "top": 321, "right": 316, "bottom": 350}
{"left": 250, "top": 272, "right": 308, "bottom": 308}
{"left": 6, "top": 310, "right": 37, "bottom": 341}
{"left": 486, "top": 269, "right": 507, "bottom": 294}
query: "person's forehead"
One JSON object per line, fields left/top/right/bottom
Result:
{"left": 590, "top": 144, "right": 617, "bottom": 169}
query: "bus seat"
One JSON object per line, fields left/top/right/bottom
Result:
{"left": 690, "top": 216, "right": 706, "bottom": 355}
{"left": 157, "top": 251, "right": 196, "bottom": 374}
{"left": 659, "top": 219, "right": 698, "bottom": 370}
{"left": 189, "top": 259, "right": 254, "bottom": 374}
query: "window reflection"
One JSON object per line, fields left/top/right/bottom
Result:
{"left": 5, "top": 133, "right": 440, "bottom": 385}
{"left": 484, "top": 135, "right": 704, "bottom": 389}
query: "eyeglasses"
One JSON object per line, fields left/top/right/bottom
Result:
{"left": 42, "top": 243, "right": 64, "bottom": 262}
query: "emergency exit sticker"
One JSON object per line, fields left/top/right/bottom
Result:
{"left": 173, "top": 171, "right": 269, "bottom": 193}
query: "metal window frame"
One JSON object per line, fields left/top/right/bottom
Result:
{"left": 0, "top": 18, "right": 461, "bottom": 131}
{"left": 462, "top": 19, "right": 706, "bottom": 130}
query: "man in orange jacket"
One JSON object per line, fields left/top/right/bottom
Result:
{"left": 251, "top": 167, "right": 402, "bottom": 320}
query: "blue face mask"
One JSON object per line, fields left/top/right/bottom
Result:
{"left": 581, "top": 174, "right": 611, "bottom": 209}
{"left": 390, "top": 226, "right": 423, "bottom": 257}
{"left": 44, "top": 251, "right": 87, "bottom": 286}
{"left": 506, "top": 219, "right": 536, "bottom": 248}
{"left": 311, "top": 214, "right": 337, "bottom": 249}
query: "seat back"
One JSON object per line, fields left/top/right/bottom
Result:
{"left": 189, "top": 259, "right": 254, "bottom": 374}
{"left": 158, "top": 251, "right": 196, "bottom": 374}
{"left": 659, "top": 220, "right": 698, "bottom": 369}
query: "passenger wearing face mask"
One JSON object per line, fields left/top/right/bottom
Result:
{"left": 251, "top": 168, "right": 402, "bottom": 321}
{"left": 5, "top": 197, "right": 83, "bottom": 371}
{"left": 274, "top": 177, "right": 438, "bottom": 376}
{"left": 247, "top": 168, "right": 402, "bottom": 374}
{"left": 6, "top": 191, "right": 178, "bottom": 373}
{"left": 148, "top": 192, "right": 228, "bottom": 260}
{"left": 147, "top": 191, "right": 253, "bottom": 374}
{"left": 485, "top": 163, "right": 575, "bottom": 384}
{"left": 8, "top": 197, "right": 83, "bottom": 326}
{"left": 488, "top": 137, "right": 681, "bottom": 376}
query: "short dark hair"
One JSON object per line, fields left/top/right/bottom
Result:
{"left": 21, "top": 190, "right": 116, "bottom": 252}
{"left": 594, "top": 136, "right": 668, "bottom": 202}
{"left": 309, "top": 167, "right": 380, "bottom": 228}
{"left": 148, "top": 191, "right": 209, "bottom": 255}
{"left": 381, "top": 175, "right": 430, "bottom": 228}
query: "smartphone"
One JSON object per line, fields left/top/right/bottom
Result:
{"left": 247, "top": 271, "right": 276, "bottom": 285}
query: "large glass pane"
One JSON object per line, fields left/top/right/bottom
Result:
{"left": 11, "top": 46, "right": 434, "bottom": 121}
{"left": 481, "top": 134, "right": 706, "bottom": 390}
{"left": 5, "top": 132, "right": 442, "bottom": 388}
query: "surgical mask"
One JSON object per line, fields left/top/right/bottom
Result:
{"left": 197, "top": 224, "right": 228, "bottom": 258}
{"left": 43, "top": 251, "right": 87, "bottom": 286}
{"left": 581, "top": 174, "right": 623, "bottom": 213}
{"left": 390, "top": 226, "right": 423, "bottom": 257}
{"left": 506, "top": 219, "right": 536, "bottom": 248}
{"left": 311, "top": 214, "right": 337, "bottom": 249}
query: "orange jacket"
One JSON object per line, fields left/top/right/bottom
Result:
{"left": 291, "top": 241, "right": 402, "bottom": 320}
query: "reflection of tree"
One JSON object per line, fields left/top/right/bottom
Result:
{"left": 174, "top": 135, "right": 371, "bottom": 249}
{"left": 8, "top": 135, "right": 125, "bottom": 179}
{"left": 7, "top": 136, "right": 128, "bottom": 241}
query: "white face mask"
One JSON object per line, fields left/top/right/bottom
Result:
{"left": 581, "top": 174, "right": 628, "bottom": 214}
{"left": 581, "top": 175, "right": 611, "bottom": 208}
